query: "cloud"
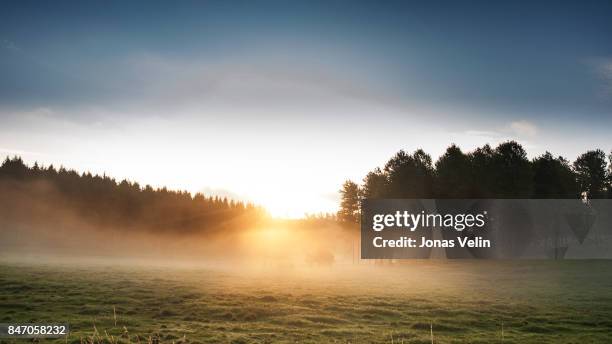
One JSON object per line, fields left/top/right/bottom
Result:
{"left": 460, "top": 120, "right": 538, "bottom": 144}
{"left": 509, "top": 120, "right": 538, "bottom": 137}
{"left": 586, "top": 57, "right": 612, "bottom": 97}
{"left": 463, "top": 130, "right": 504, "bottom": 139}
{"left": 119, "top": 53, "right": 394, "bottom": 113}
{"left": 0, "top": 39, "right": 20, "bottom": 53}
{"left": 598, "top": 60, "right": 612, "bottom": 95}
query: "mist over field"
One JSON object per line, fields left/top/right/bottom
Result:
{"left": 0, "top": 157, "right": 345, "bottom": 262}
{"left": 0, "top": 171, "right": 353, "bottom": 266}
{"left": 0, "top": 206, "right": 352, "bottom": 267}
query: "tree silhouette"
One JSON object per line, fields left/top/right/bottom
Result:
{"left": 338, "top": 180, "right": 361, "bottom": 223}
{"left": 491, "top": 141, "right": 533, "bottom": 198}
{"left": 573, "top": 150, "right": 608, "bottom": 199}
{"left": 0, "top": 156, "right": 266, "bottom": 235}
{"left": 344, "top": 141, "right": 612, "bottom": 215}
{"left": 384, "top": 149, "right": 434, "bottom": 198}
{"left": 434, "top": 144, "right": 471, "bottom": 198}
{"left": 532, "top": 152, "right": 577, "bottom": 198}
{"left": 608, "top": 151, "right": 612, "bottom": 199}
{"left": 467, "top": 144, "right": 496, "bottom": 198}
{"left": 361, "top": 168, "right": 387, "bottom": 199}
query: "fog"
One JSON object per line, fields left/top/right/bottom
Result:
{"left": 0, "top": 180, "right": 358, "bottom": 268}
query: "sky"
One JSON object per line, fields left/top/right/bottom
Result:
{"left": 1, "top": 0, "right": 611, "bottom": 217}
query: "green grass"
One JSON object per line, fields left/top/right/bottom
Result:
{"left": 1, "top": 259, "right": 612, "bottom": 343}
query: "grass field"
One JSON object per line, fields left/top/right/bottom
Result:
{"left": 1, "top": 259, "right": 611, "bottom": 344}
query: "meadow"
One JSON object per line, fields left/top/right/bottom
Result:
{"left": 1, "top": 259, "right": 611, "bottom": 344}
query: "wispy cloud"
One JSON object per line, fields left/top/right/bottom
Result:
{"left": 0, "top": 38, "right": 21, "bottom": 53}
{"left": 454, "top": 121, "right": 539, "bottom": 154}
{"left": 460, "top": 120, "right": 538, "bottom": 143}
{"left": 509, "top": 120, "right": 538, "bottom": 137}
{"left": 118, "top": 53, "right": 397, "bottom": 114}
{"left": 586, "top": 57, "right": 612, "bottom": 97}
{"left": 598, "top": 60, "right": 612, "bottom": 95}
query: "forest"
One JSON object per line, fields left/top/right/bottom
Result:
{"left": 339, "top": 141, "right": 612, "bottom": 223}
{"left": 2, "top": 140, "right": 611, "bottom": 235}
{"left": 0, "top": 156, "right": 266, "bottom": 236}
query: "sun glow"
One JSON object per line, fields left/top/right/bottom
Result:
{"left": 257, "top": 192, "right": 336, "bottom": 219}
{"left": 204, "top": 166, "right": 340, "bottom": 219}
{"left": 239, "top": 226, "right": 304, "bottom": 260}
{"left": 5, "top": 113, "right": 349, "bottom": 220}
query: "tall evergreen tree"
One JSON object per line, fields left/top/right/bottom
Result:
{"left": 338, "top": 180, "right": 361, "bottom": 223}
{"left": 361, "top": 168, "right": 387, "bottom": 199}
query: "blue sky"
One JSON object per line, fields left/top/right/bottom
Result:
{"left": 1, "top": 0, "right": 611, "bottom": 216}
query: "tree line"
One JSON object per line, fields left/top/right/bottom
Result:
{"left": 0, "top": 156, "right": 266, "bottom": 234}
{"left": 339, "top": 141, "right": 612, "bottom": 223}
